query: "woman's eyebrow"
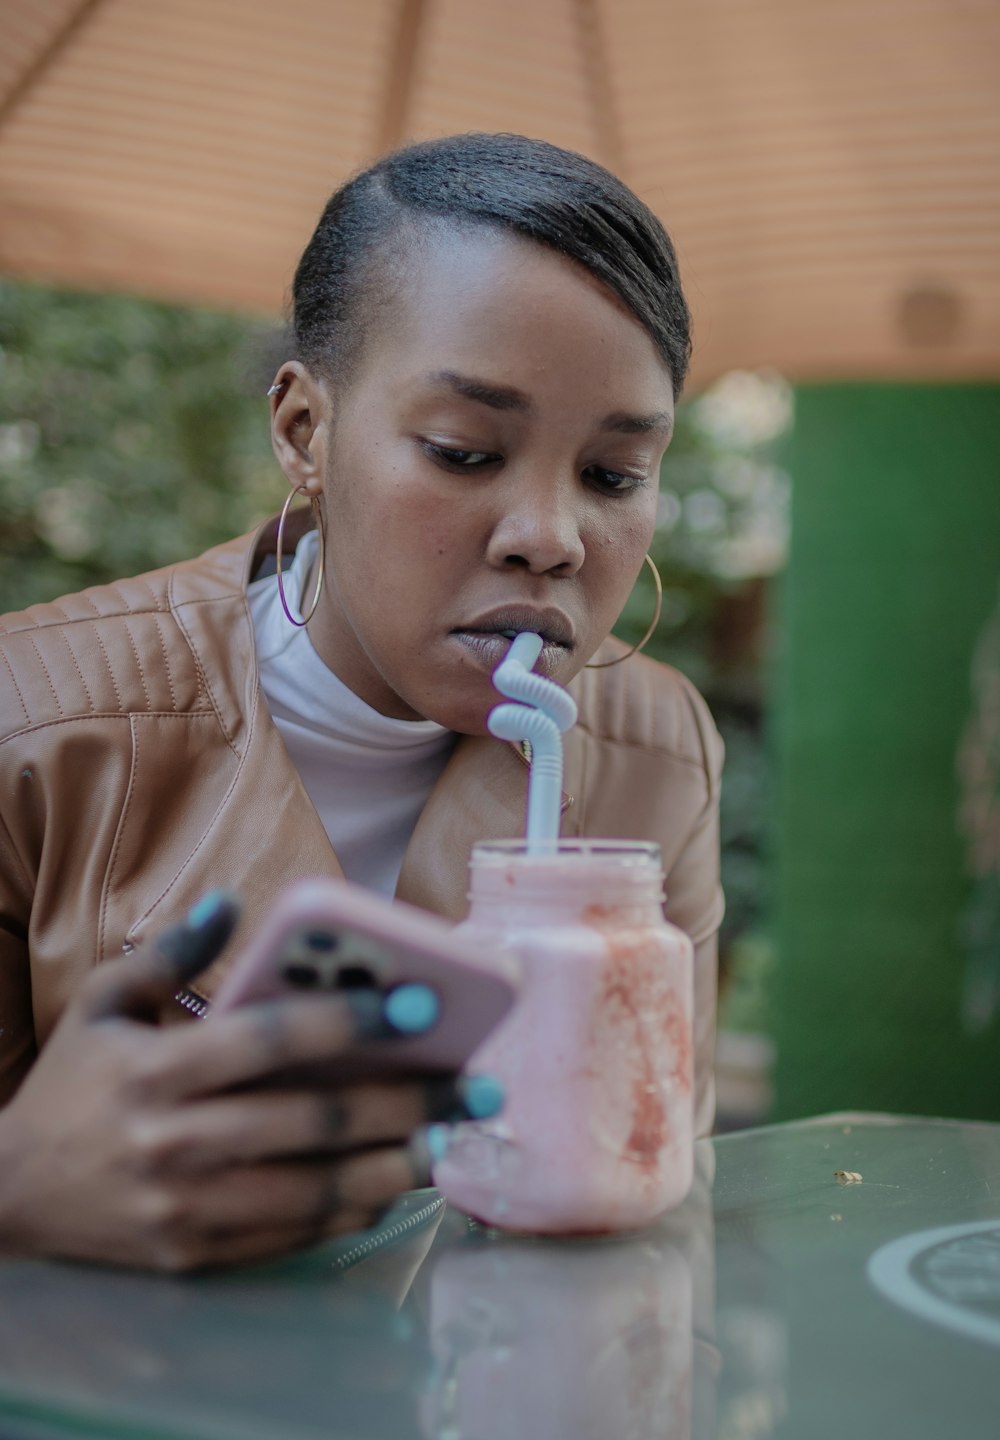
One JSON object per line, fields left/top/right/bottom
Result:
{"left": 427, "top": 370, "right": 531, "bottom": 412}
{"left": 425, "top": 371, "right": 672, "bottom": 438}
{"left": 600, "top": 410, "right": 674, "bottom": 437}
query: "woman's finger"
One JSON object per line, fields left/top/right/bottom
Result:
{"left": 83, "top": 893, "right": 241, "bottom": 1024}
{"left": 127, "top": 1083, "right": 433, "bottom": 1173}
{"left": 151, "top": 1146, "right": 420, "bottom": 1243}
{"left": 124, "top": 1069, "right": 505, "bottom": 1175}
{"left": 143, "top": 1211, "right": 394, "bottom": 1273}
{"left": 141, "top": 1221, "right": 327, "bottom": 1274}
{"left": 136, "top": 989, "right": 380, "bottom": 1101}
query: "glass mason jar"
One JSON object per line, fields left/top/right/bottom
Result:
{"left": 433, "top": 840, "right": 694, "bottom": 1233}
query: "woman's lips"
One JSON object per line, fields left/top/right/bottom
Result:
{"left": 459, "top": 607, "right": 574, "bottom": 645}
{"left": 449, "top": 630, "right": 568, "bottom": 675}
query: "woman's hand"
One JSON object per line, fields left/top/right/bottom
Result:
{"left": 0, "top": 896, "right": 486, "bottom": 1272}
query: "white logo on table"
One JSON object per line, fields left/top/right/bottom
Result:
{"left": 867, "top": 1220, "right": 1000, "bottom": 1348}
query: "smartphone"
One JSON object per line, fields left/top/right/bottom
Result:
{"left": 210, "top": 878, "right": 517, "bottom": 1079}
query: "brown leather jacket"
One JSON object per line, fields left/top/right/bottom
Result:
{"left": 0, "top": 523, "right": 724, "bottom": 1134}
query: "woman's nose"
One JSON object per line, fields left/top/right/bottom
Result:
{"left": 485, "top": 483, "right": 586, "bottom": 576}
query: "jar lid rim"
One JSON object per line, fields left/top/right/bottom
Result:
{"left": 471, "top": 839, "right": 662, "bottom": 865}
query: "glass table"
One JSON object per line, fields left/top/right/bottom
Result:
{"left": 0, "top": 1113, "right": 996, "bottom": 1439}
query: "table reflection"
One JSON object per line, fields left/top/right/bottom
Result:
{"left": 421, "top": 1229, "right": 692, "bottom": 1440}
{"left": 0, "top": 1144, "right": 791, "bottom": 1440}
{"left": 415, "top": 1147, "right": 720, "bottom": 1440}
{"left": 0, "top": 1196, "right": 446, "bottom": 1439}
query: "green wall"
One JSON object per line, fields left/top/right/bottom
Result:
{"left": 773, "top": 384, "right": 1000, "bottom": 1121}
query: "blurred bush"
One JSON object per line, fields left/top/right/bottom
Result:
{"left": 0, "top": 278, "right": 279, "bottom": 611}
{"left": 617, "top": 368, "right": 793, "bottom": 1012}
{"left": 0, "top": 279, "right": 791, "bottom": 1015}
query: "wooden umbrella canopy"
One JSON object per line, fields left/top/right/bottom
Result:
{"left": 1, "top": 0, "right": 998, "bottom": 388}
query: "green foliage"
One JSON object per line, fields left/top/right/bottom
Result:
{"left": 0, "top": 279, "right": 280, "bottom": 612}
{"left": 614, "top": 369, "right": 792, "bottom": 694}
{"left": 622, "top": 370, "right": 792, "bottom": 962}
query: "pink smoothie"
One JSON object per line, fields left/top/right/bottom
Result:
{"left": 433, "top": 841, "right": 694, "bottom": 1233}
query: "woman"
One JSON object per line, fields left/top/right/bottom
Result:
{"left": 0, "top": 134, "right": 723, "bottom": 1269}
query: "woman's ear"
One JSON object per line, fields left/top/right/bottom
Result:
{"left": 269, "top": 361, "right": 329, "bottom": 496}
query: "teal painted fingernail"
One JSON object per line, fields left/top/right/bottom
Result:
{"left": 384, "top": 983, "right": 440, "bottom": 1035}
{"left": 187, "top": 891, "right": 232, "bottom": 929}
{"left": 157, "top": 893, "right": 239, "bottom": 980}
{"left": 459, "top": 1074, "right": 505, "bottom": 1120}
{"left": 426, "top": 1124, "right": 452, "bottom": 1163}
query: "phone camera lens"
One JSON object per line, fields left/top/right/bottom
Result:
{"left": 283, "top": 961, "right": 321, "bottom": 988}
{"left": 304, "top": 930, "right": 339, "bottom": 952}
{"left": 335, "top": 965, "right": 378, "bottom": 990}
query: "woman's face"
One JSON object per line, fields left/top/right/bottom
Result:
{"left": 274, "top": 228, "right": 675, "bottom": 734}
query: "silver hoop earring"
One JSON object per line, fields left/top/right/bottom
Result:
{"left": 585, "top": 553, "right": 663, "bottom": 669}
{"left": 276, "top": 485, "right": 326, "bottom": 627}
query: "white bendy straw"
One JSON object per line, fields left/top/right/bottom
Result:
{"left": 487, "top": 632, "right": 579, "bottom": 852}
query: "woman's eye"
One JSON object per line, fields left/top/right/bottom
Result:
{"left": 583, "top": 465, "right": 647, "bottom": 495}
{"left": 423, "top": 443, "right": 498, "bottom": 469}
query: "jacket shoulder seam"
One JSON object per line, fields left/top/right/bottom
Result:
{"left": 0, "top": 603, "right": 170, "bottom": 638}
{"left": 167, "top": 576, "right": 241, "bottom": 758}
{"left": 0, "top": 710, "right": 217, "bottom": 748}
{"left": 574, "top": 719, "right": 711, "bottom": 774}
{"left": 0, "top": 647, "right": 30, "bottom": 726}
{"left": 55, "top": 626, "right": 96, "bottom": 712}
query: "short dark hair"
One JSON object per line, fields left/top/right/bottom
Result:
{"left": 292, "top": 133, "right": 691, "bottom": 398}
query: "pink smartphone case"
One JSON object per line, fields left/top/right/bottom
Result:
{"left": 210, "top": 878, "right": 517, "bottom": 1078}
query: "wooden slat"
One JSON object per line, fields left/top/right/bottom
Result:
{"left": 0, "top": 0, "right": 92, "bottom": 109}
{"left": 0, "top": 0, "right": 996, "bottom": 385}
